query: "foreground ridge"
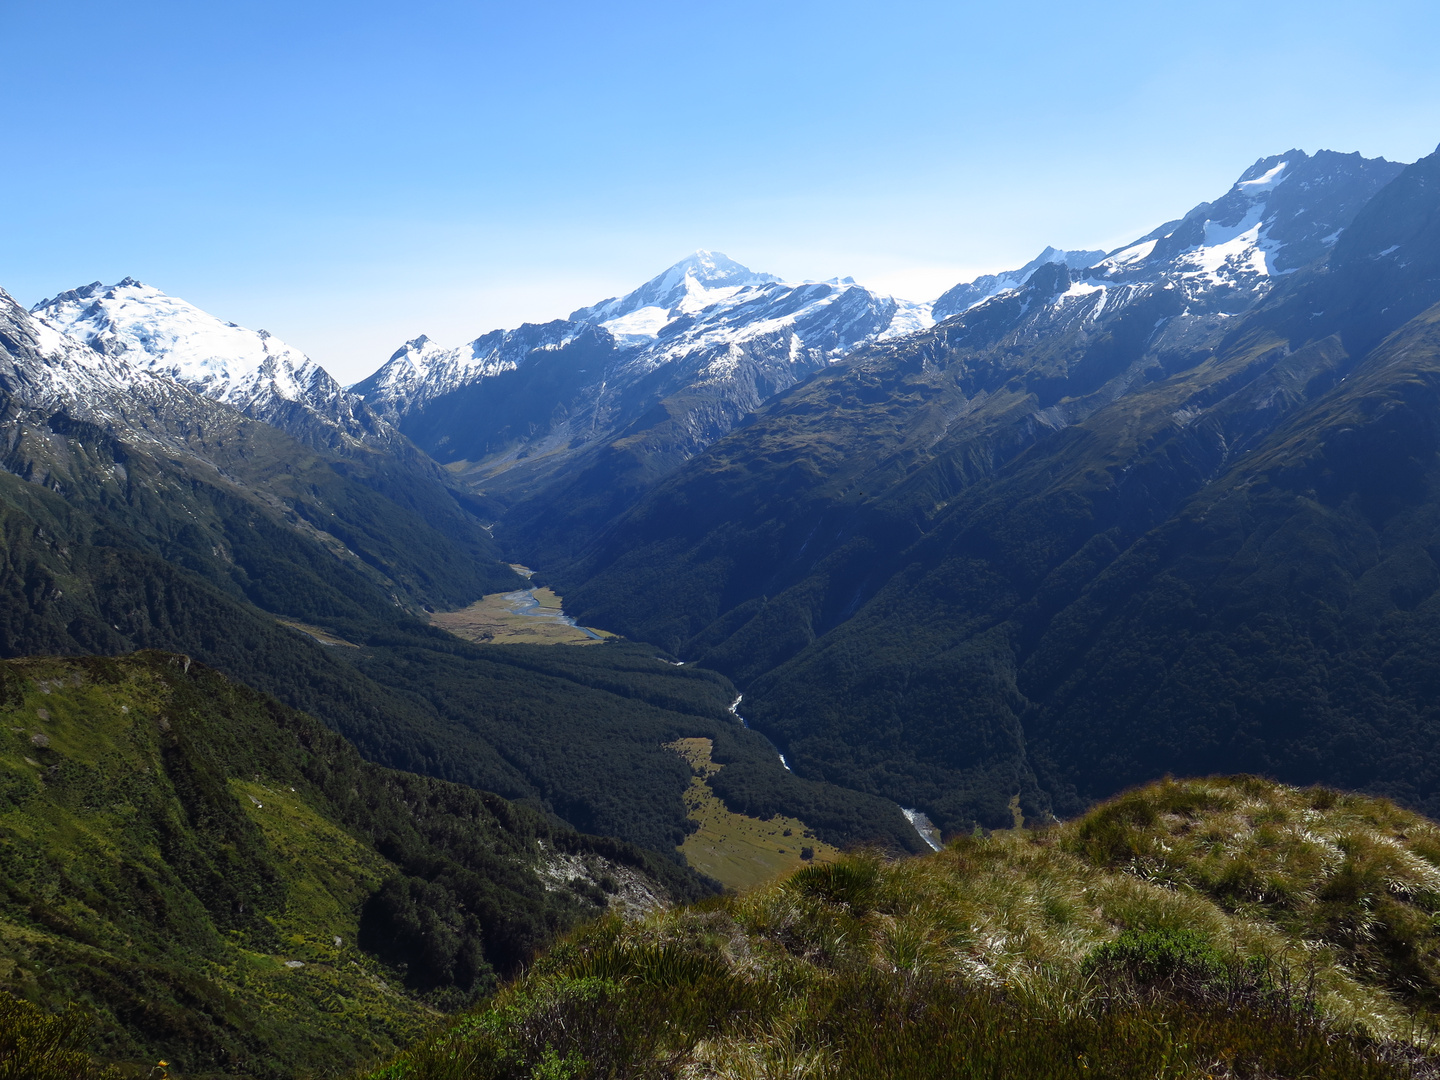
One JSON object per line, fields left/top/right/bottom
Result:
{"left": 371, "top": 776, "right": 1440, "bottom": 1079}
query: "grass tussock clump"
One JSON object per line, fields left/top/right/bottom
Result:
{"left": 0, "top": 991, "right": 124, "bottom": 1080}
{"left": 364, "top": 776, "right": 1440, "bottom": 1079}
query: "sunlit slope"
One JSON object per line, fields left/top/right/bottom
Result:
{"left": 366, "top": 776, "right": 1440, "bottom": 1079}
{"left": 669, "top": 737, "right": 841, "bottom": 890}
{"left": 0, "top": 653, "right": 702, "bottom": 1080}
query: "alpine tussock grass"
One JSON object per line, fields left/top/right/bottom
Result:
{"left": 366, "top": 776, "right": 1440, "bottom": 1079}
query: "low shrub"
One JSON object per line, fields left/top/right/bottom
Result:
{"left": 0, "top": 992, "right": 123, "bottom": 1080}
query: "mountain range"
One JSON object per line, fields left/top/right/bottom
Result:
{"left": 7, "top": 137, "right": 1440, "bottom": 1076}
{"left": 9, "top": 144, "right": 1436, "bottom": 831}
{"left": 553, "top": 145, "right": 1440, "bottom": 831}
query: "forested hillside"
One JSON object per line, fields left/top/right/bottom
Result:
{"left": 0, "top": 652, "right": 708, "bottom": 1078}
{"left": 540, "top": 146, "right": 1440, "bottom": 834}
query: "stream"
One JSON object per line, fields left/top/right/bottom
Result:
{"left": 503, "top": 564, "right": 602, "bottom": 639}
{"left": 730, "top": 693, "right": 941, "bottom": 851}
{"left": 505, "top": 588, "right": 603, "bottom": 640}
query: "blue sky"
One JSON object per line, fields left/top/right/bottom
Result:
{"left": 5, "top": 0, "right": 1439, "bottom": 382}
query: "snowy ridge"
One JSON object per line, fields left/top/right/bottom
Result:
{"left": 615, "top": 276, "right": 922, "bottom": 381}
{"left": 357, "top": 251, "right": 933, "bottom": 422}
{"left": 570, "top": 250, "right": 779, "bottom": 332}
{"left": 353, "top": 322, "right": 584, "bottom": 418}
{"left": 1, "top": 286, "right": 171, "bottom": 416}
{"left": 31, "top": 279, "right": 384, "bottom": 447}
{"left": 930, "top": 151, "right": 1405, "bottom": 351}
{"left": 0, "top": 286, "right": 270, "bottom": 454}
{"left": 932, "top": 247, "right": 1107, "bottom": 322}
{"left": 349, "top": 147, "right": 1402, "bottom": 487}
{"left": 1090, "top": 151, "right": 1404, "bottom": 302}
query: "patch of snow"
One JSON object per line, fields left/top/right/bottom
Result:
{"left": 601, "top": 305, "right": 673, "bottom": 345}
{"left": 877, "top": 297, "right": 935, "bottom": 341}
{"left": 1103, "top": 238, "right": 1158, "bottom": 268}
{"left": 1201, "top": 202, "right": 1267, "bottom": 249}
{"left": 1170, "top": 202, "right": 1293, "bottom": 285}
{"left": 1238, "top": 160, "right": 1289, "bottom": 192}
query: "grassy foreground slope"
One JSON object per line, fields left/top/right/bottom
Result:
{"left": 370, "top": 776, "right": 1440, "bottom": 1079}
{"left": 0, "top": 652, "right": 707, "bottom": 1080}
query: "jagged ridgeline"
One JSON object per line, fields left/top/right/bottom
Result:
{"left": 367, "top": 777, "right": 1440, "bottom": 1079}
{"left": 1, "top": 284, "right": 521, "bottom": 627}
{"left": 545, "top": 145, "right": 1440, "bottom": 835}
{"left": 0, "top": 285, "right": 922, "bottom": 859}
{"left": 0, "top": 652, "right": 711, "bottom": 1079}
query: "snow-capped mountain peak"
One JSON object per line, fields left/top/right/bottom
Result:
{"left": 932, "top": 246, "right": 1106, "bottom": 321}
{"left": 356, "top": 253, "right": 935, "bottom": 457}
{"left": 1092, "top": 150, "right": 1403, "bottom": 293}
{"left": 569, "top": 250, "right": 780, "bottom": 344}
{"left": 32, "top": 279, "right": 325, "bottom": 405}
{"left": 1237, "top": 159, "right": 1290, "bottom": 193}
{"left": 30, "top": 279, "right": 384, "bottom": 447}
{"left": 0, "top": 285, "right": 168, "bottom": 415}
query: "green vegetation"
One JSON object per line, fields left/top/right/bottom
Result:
{"left": 0, "top": 653, "right": 706, "bottom": 1079}
{"left": 669, "top": 737, "right": 842, "bottom": 891}
{"left": 0, "top": 991, "right": 122, "bottom": 1080}
{"left": 541, "top": 149, "right": 1440, "bottom": 839}
{"left": 362, "top": 776, "right": 1440, "bottom": 1079}
{"left": 0, "top": 455, "right": 916, "bottom": 859}
{"left": 340, "top": 636, "right": 924, "bottom": 856}
{"left": 0, "top": 380, "right": 520, "bottom": 625}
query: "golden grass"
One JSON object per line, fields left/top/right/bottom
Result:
{"left": 363, "top": 776, "right": 1440, "bottom": 1079}
{"left": 428, "top": 589, "right": 613, "bottom": 646}
{"left": 669, "top": 738, "right": 842, "bottom": 891}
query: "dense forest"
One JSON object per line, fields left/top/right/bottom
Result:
{"left": 0, "top": 652, "right": 710, "bottom": 1078}
{"left": 530, "top": 145, "right": 1440, "bottom": 835}
{"left": 0, "top": 417, "right": 915, "bottom": 864}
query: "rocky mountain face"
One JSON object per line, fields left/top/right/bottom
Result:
{"left": 357, "top": 154, "right": 1402, "bottom": 571}
{"left": 546, "top": 145, "right": 1440, "bottom": 834}
{"left": 0, "top": 287, "right": 517, "bottom": 620}
{"left": 31, "top": 278, "right": 398, "bottom": 452}
{"left": 351, "top": 251, "right": 935, "bottom": 562}
{"left": 931, "top": 246, "right": 1107, "bottom": 321}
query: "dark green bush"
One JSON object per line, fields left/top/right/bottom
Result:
{"left": 1083, "top": 926, "right": 1228, "bottom": 988}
